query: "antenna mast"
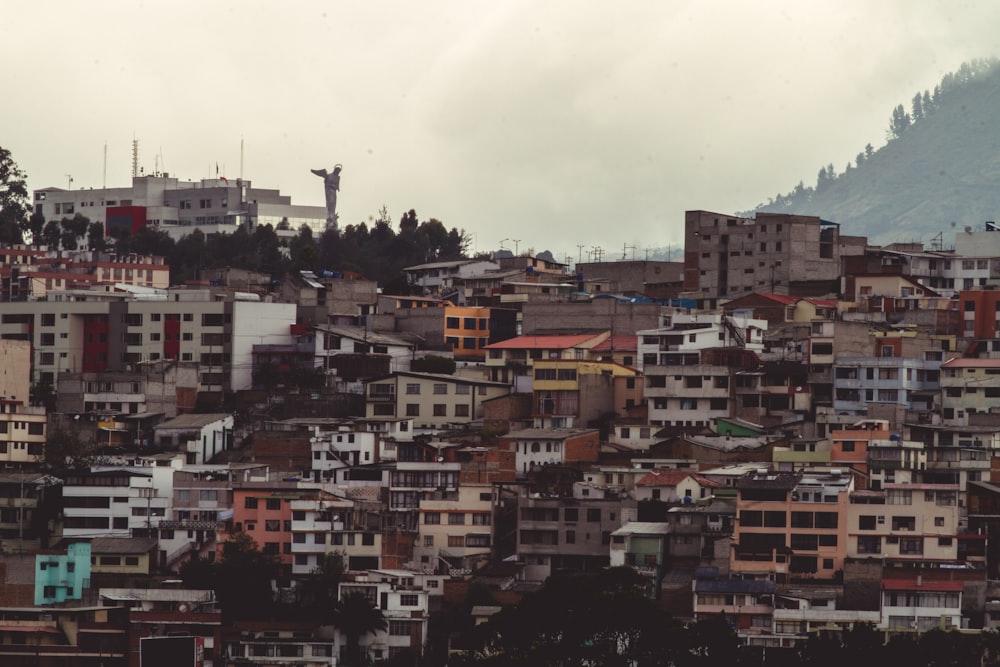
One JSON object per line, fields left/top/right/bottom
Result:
{"left": 131, "top": 138, "right": 140, "bottom": 178}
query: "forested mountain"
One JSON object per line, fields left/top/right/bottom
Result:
{"left": 751, "top": 58, "right": 1000, "bottom": 246}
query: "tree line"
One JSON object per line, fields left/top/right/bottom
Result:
{"left": 450, "top": 567, "right": 1000, "bottom": 667}
{"left": 759, "top": 58, "right": 1000, "bottom": 214}
{"left": 0, "top": 147, "right": 468, "bottom": 289}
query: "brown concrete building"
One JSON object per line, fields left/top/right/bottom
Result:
{"left": 683, "top": 210, "right": 867, "bottom": 298}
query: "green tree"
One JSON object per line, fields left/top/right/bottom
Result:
{"left": 888, "top": 104, "right": 911, "bottom": 140}
{"left": 26, "top": 211, "right": 45, "bottom": 246}
{"left": 178, "top": 553, "right": 217, "bottom": 589}
{"left": 215, "top": 532, "right": 277, "bottom": 622}
{"left": 29, "top": 382, "right": 56, "bottom": 411}
{"left": 0, "top": 147, "right": 30, "bottom": 245}
{"left": 333, "top": 591, "right": 387, "bottom": 665}
{"left": 411, "top": 355, "right": 457, "bottom": 375}
{"left": 289, "top": 225, "right": 319, "bottom": 271}
{"left": 87, "top": 221, "right": 108, "bottom": 251}
{"left": 41, "top": 219, "right": 61, "bottom": 249}
{"left": 300, "top": 551, "right": 346, "bottom": 620}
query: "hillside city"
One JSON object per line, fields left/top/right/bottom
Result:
{"left": 6, "top": 168, "right": 1000, "bottom": 665}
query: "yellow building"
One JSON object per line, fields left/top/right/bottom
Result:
{"left": 444, "top": 306, "right": 491, "bottom": 361}
{"left": 532, "top": 359, "right": 639, "bottom": 429}
{"left": 89, "top": 537, "right": 158, "bottom": 576}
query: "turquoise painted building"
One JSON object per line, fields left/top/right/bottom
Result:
{"left": 35, "top": 541, "right": 92, "bottom": 605}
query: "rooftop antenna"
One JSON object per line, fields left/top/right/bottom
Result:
{"left": 65, "top": 174, "right": 73, "bottom": 190}
{"left": 102, "top": 142, "right": 107, "bottom": 188}
{"left": 131, "top": 138, "right": 139, "bottom": 178}
{"left": 240, "top": 137, "right": 245, "bottom": 180}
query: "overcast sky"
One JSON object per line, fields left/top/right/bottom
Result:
{"left": 5, "top": 1, "right": 999, "bottom": 264}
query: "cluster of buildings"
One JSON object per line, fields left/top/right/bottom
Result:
{"left": 10, "top": 202, "right": 1000, "bottom": 664}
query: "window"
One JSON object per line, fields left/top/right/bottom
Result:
{"left": 858, "top": 515, "right": 876, "bottom": 530}
{"left": 400, "top": 594, "right": 419, "bottom": 607}
{"left": 472, "top": 513, "right": 490, "bottom": 525}
{"left": 565, "top": 530, "right": 575, "bottom": 544}
{"left": 448, "top": 513, "right": 465, "bottom": 525}
{"left": 433, "top": 383, "right": 447, "bottom": 394}
{"left": 389, "top": 620, "right": 410, "bottom": 636}
{"left": 266, "top": 498, "right": 281, "bottom": 510}
{"left": 433, "top": 404, "right": 447, "bottom": 417}
{"left": 587, "top": 508, "right": 601, "bottom": 522}
{"left": 447, "top": 535, "right": 465, "bottom": 548}
{"left": 265, "top": 520, "right": 280, "bottom": 531}
{"left": 455, "top": 404, "right": 470, "bottom": 417}
{"left": 424, "top": 512, "right": 441, "bottom": 525}
{"left": 406, "top": 404, "right": 420, "bottom": 417}
{"left": 891, "top": 516, "right": 916, "bottom": 531}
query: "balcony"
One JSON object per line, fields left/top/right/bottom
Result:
{"left": 367, "top": 392, "right": 396, "bottom": 402}
{"left": 159, "top": 519, "right": 218, "bottom": 531}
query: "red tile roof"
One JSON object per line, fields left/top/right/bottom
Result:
{"left": 636, "top": 469, "right": 723, "bottom": 488}
{"left": 757, "top": 293, "right": 798, "bottom": 305}
{"left": 591, "top": 335, "right": 638, "bottom": 352}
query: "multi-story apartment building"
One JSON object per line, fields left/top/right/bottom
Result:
{"left": 500, "top": 427, "right": 601, "bottom": 478}
{"left": 827, "top": 419, "right": 892, "bottom": 487}
{"left": 288, "top": 492, "right": 379, "bottom": 575}
{"left": 153, "top": 413, "right": 234, "bottom": 465}
{"left": 692, "top": 573, "right": 775, "bottom": 633}
{"left": 484, "top": 332, "right": 610, "bottom": 387}
{"left": 35, "top": 174, "right": 329, "bottom": 237}
{"left": 223, "top": 482, "right": 328, "bottom": 576}
{"left": 402, "top": 259, "right": 500, "bottom": 298}
{"left": 880, "top": 578, "right": 962, "bottom": 631}
{"left": 0, "top": 472, "right": 61, "bottom": 552}
{"left": 315, "top": 324, "right": 415, "bottom": 379}
{"left": 831, "top": 333, "right": 944, "bottom": 420}
{"left": 389, "top": 460, "right": 462, "bottom": 535}
{"left": 732, "top": 469, "right": 853, "bottom": 583}
{"left": 444, "top": 306, "right": 492, "bottom": 361}
{"left": 0, "top": 285, "right": 297, "bottom": 399}
{"left": 846, "top": 483, "right": 960, "bottom": 564}
{"left": 56, "top": 361, "right": 199, "bottom": 419}
{"left": 338, "top": 571, "right": 439, "bottom": 663}
{"left": 683, "top": 210, "right": 866, "bottom": 298}
{"left": 0, "top": 400, "right": 46, "bottom": 465}
{"left": 35, "top": 542, "right": 92, "bottom": 605}
{"left": 413, "top": 483, "right": 493, "bottom": 573}
{"left": 364, "top": 371, "right": 510, "bottom": 430}
{"left": 639, "top": 311, "right": 765, "bottom": 428}
{"left": 514, "top": 484, "right": 636, "bottom": 581}
{"left": 531, "top": 359, "right": 639, "bottom": 429}
{"left": 160, "top": 462, "right": 269, "bottom": 571}
{"left": 62, "top": 467, "right": 150, "bottom": 538}
{"left": 222, "top": 624, "right": 336, "bottom": 667}
{"left": 940, "top": 357, "right": 1000, "bottom": 425}
{"left": 637, "top": 310, "right": 766, "bottom": 372}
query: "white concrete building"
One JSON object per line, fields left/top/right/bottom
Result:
{"left": 153, "top": 413, "right": 234, "bottom": 465}
{"left": 880, "top": 578, "right": 963, "bottom": 631}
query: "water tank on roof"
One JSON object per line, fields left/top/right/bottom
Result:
{"left": 890, "top": 433, "right": 901, "bottom": 441}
